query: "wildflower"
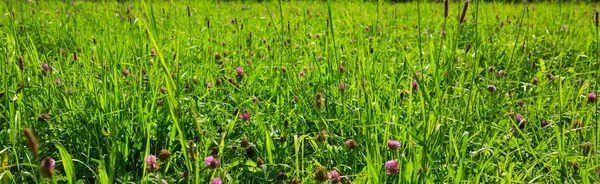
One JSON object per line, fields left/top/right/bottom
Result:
{"left": 146, "top": 154, "right": 160, "bottom": 172}
{"left": 204, "top": 156, "right": 220, "bottom": 169}
{"left": 40, "top": 157, "right": 55, "bottom": 178}
{"left": 42, "top": 63, "right": 49, "bottom": 73}
{"left": 251, "top": 96, "right": 257, "bottom": 103}
{"left": 488, "top": 85, "right": 497, "bottom": 93}
{"left": 240, "top": 111, "right": 251, "bottom": 121}
{"left": 518, "top": 100, "right": 525, "bottom": 107}
{"left": 345, "top": 139, "right": 358, "bottom": 150}
{"left": 23, "top": 128, "right": 39, "bottom": 157}
{"left": 338, "top": 83, "right": 347, "bottom": 91}
{"left": 496, "top": 70, "right": 506, "bottom": 78}
{"left": 236, "top": 66, "right": 244, "bottom": 77}
{"left": 411, "top": 80, "right": 418, "bottom": 90}
{"left": 161, "top": 179, "right": 168, "bottom": 184}
{"left": 583, "top": 142, "right": 593, "bottom": 156}
{"left": 329, "top": 170, "right": 341, "bottom": 183}
{"left": 156, "top": 100, "right": 164, "bottom": 107}
{"left": 207, "top": 82, "right": 213, "bottom": 88}
{"left": 385, "top": 160, "right": 399, "bottom": 175}
{"left": 293, "top": 95, "right": 299, "bottom": 104}
{"left": 158, "top": 149, "right": 171, "bottom": 162}
{"left": 210, "top": 177, "right": 222, "bottom": 184}
{"left": 589, "top": 93, "right": 597, "bottom": 102}
{"left": 387, "top": 140, "right": 400, "bottom": 150}
{"left": 181, "top": 171, "right": 189, "bottom": 178}
{"left": 532, "top": 77, "right": 539, "bottom": 85}
{"left": 55, "top": 78, "right": 62, "bottom": 86}
{"left": 515, "top": 114, "right": 524, "bottom": 123}
{"left": 122, "top": 69, "right": 130, "bottom": 76}
{"left": 150, "top": 48, "right": 157, "bottom": 57}
{"left": 314, "top": 166, "right": 328, "bottom": 182}
{"left": 299, "top": 71, "right": 306, "bottom": 77}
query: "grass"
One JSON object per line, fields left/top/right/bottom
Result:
{"left": 1, "top": 0, "right": 599, "bottom": 183}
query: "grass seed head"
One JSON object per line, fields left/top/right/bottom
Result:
{"left": 18, "top": 56, "right": 25, "bottom": 72}
{"left": 188, "top": 140, "right": 196, "bottom": 161}
{"left": 23, "top": 128, "right": 39, "bottom": 157}
{"left": 583, "top": 142, "right": 593, "bottom": 156}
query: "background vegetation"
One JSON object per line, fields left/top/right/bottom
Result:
{"left": 1, "top": 0, "right": 599, "bottom": 183}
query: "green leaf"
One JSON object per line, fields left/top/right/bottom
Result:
{"left": 56, "top": 144, "right": 75, "bottom": 184}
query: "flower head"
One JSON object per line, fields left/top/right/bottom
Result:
{"left": 251, "top": 96, "right": 257, "bottom": 103}
{"left": 314, "top": 166, "right": 328, "bottom": 182}
{"left": 385, "top": 159, "right": 399, "bottom": 175}
{"left": 122, "top": 69, "right": 130, "bottom": 76}
{"left": 588, "top": 93, "right": 597, "bottom": 102}
{"left": 338, "top": 83, "right": 347, "bottom": 91}
{"left": 207, "top": 82, "right": 213, "bottom": 88}
{"left": 40, "top": 157, "right": 55, "bottom": 178}
{"left": 411, "top": 80, "right": 418, "bottom": 90}
{"left": 204, "top": 156, "right": 220, "bottom": 169}
{"left": 161, "top": 179, "right": 168, "bottom": 184}
{"left": 345, "top": 139, "right": 358, "bottom": 150}
{"left": 145, "top": 154, "right": 160, "bottom": 172}
{"left": 518, "top": 100, "right": 525, "bottom": 107}
{"left": 240, "top": 111, "right": 251, "bottom": 121}
{"left": 532, "top": 77, "right": 539, "bottom": 85}
{"left": 42, "top": 63, "right": 49, "bottom": 72}
{"left": 210, "top": 177, "right": 222, "bottom": 184}
{"left": 299, "top": 71, "right": 306, "bottom": 77}
{"left": 388, "top": 139, "right": 401, "bottom": 150}
{"left": 488, "top": 85, "right": 497, "bottom": 93}
{"left": 158, "top": 149, "right": 171, "bottom": 162}
{"left": 515, "top": 114, "right": 524, "bottom": 123}
{"left": 236, "top": 66, "right": 244, "bottom": 77}
{"left": 150, "top": 48, "right": 157, "bottom": 57}
{"left": 55, "top": 78, "right": 62, "bottom": 86}
{"left": 181, "top": 170, "right": 189, "bottom": 178}
{"left": 329, "top": 170, "right": 341, "bottom": 183}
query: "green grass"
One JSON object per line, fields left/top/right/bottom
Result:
{"left": 1, "top": 0, "right": 599, "bottom": 183}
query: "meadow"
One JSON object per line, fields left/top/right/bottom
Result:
{"left": 1, "top": 0, "right": 599, "bottom": 183}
